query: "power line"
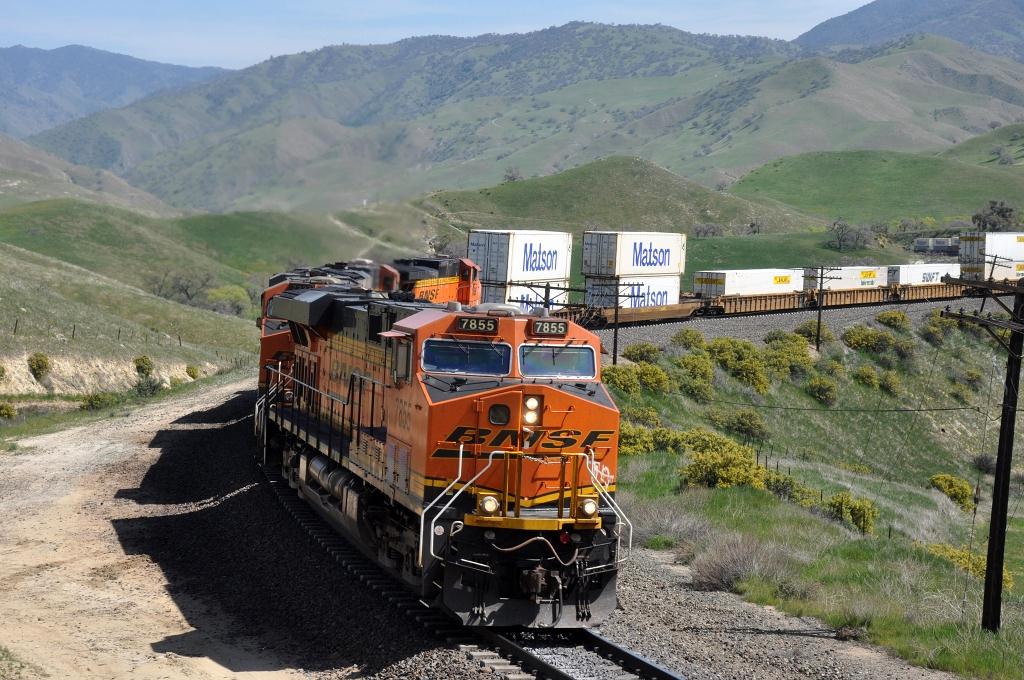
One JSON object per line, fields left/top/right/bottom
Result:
{"left": 703, "top": 398, "right": 979, "bottom": 413}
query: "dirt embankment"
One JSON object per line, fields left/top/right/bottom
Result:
{"left": 0, "top": 352, "right": 215, "bottom": 396}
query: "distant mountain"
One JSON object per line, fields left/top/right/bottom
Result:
{"left": 26, "top": 25, "right": 1024, "bottom": 212}
{"left": 0, "top": 44, "right": 225, "bottom": 137}
{"left": 796, "top": 0, "right": 1024, "bottom": 63}
{"left": 0, "top": 133, "right": 171, "bottom": 214}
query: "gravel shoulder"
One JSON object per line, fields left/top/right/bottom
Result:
{"left": 0, "top": 377, "right": 485, "bottom": 680}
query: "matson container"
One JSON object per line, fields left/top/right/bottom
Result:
{"left": 482, "top": 280, "right": 569, "bottom": 311}
{"left": 960, "top": 232, "right": 1024, "bottom": 280}
{"left": 467, "top": 230, "right": 572, "bottom": 283}
{"left": 803, "top": 266, "right": 886, "bottom": 290}
{"left": 886, "top": 264, "right": 960, "bottom": 285}
{"left": 582, "top": 231, "right": 686, "bottom": 277}
{"left": 585, "top": 275, "right": 681, "bottom": 309}
{"left": 692, "top": 269, "right": 803, "bottom": 297}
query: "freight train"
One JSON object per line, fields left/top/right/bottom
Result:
{"left": 254, "top": 259, "right": 627, "bottom": 628}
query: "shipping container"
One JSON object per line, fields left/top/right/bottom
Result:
{"left": 886, "top": 263, "right": 960, "bottom": 286}
{"left": 467, "top": 230, "right": 573, "bottom": 283}
{"left": 481, "top": 280, "right": 570, "bottom": 311}
{"left": 581, "top": 231, "right": 686, "bottom": 277}
{"left": 692, "top": 269, "right": 803, "bottom": 297}
{"left": 803, "top": 266, "right": 886, "bottom": 291}
{"left": 585, "top": 275, "right": 681, "bottom": 309}
{"left": 960, "top": 232, "right": 1024, "bottom": 280}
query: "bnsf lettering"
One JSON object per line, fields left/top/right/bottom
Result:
{"left": 631, "top": 241, "right": 671, "bottom": 269}
{"left": 442, "top": 427, "right": 616, "bottom": 450}
{"left": 522, "top": 242, "right": 559, "bottom": 273}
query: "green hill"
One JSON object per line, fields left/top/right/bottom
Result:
{"left": 730, "top": 150, "right": 1024, "bottom": 223}
{"left": 939, "top": 122, "right": 1024, "bottom": 169}
{"left": 28, "top": 27, "right": 1024, "bottom": 211}
{"left": 418, "top": 156, "right": 817, "bottom": 236}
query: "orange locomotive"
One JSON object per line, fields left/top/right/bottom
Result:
{"left": 254, "top": 266, "right": 629, "bottom": 628}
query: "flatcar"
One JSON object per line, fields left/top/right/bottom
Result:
{"left": 254, "top": 266, "right": 628, "bottom": 628}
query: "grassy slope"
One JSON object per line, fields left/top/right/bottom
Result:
{"left": 730, "top": 150, "right": 1024, "bottom": 223}
{"left": 614, "top": 308, "right": 1024, "bottom": 677}
{"left": 939, "top": 122, "right": 1024, "bottom": 170}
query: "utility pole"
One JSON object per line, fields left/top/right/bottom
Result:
{"left": 941, "top": 274, "right": 1024, "bottom": 632}
{"left": 814, "top": 266, "right": 839, "bottom": 351}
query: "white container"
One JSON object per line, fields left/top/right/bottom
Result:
{"left": 482, "top": 280, "right": 570, "bottom": 311}
{"left": 960, "top": 232, "right": 1024, "bottom": 280}
{"left": 803, "top": 266, "right": 886, "bottom": 290}
{"left": 691, "top": 269, "right": 802, "bottom": 298}
{"left": 467, "top": 230, "right": 572, "bottom": 283}
{"left": 585, "top": 275, "right": 681, "bottom": 309}
{"left": 886, "top": 264, "right": 960, "bottom": 286}
{"left": 581, "top": 231, "right": 686, "bottom": 277}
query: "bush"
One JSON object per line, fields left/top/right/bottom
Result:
{"left": 707, "top": 338, "right": 770, "bottom": 394}
{"left": 185, "top": 365, "right": 201, "bottom": 380}
{"left": 622, "top": 342, "right": 661, "bottom": 363}
{"left": 708, "top": 408, "right": 768, "bottom": 441}
{"left": 853, "top": 365, "right": 880, "bottom": 388}
{"left": 880, "top": 370, "right": 901, "bottom": 396}
{"left": 133, "top": 355, "right": 154, "bottom": 377}
{"left": 930, "top": 474, "right": 975, "bottom": 511}
{"left": 842, "top": 325, "right": 896, "bottom": 353}
{"left": 920, "top": 309, "right": 957, "bottom": 345}
{"left": 652, "top": 427, "right": 686, "bottom": 453}
{"left": 962, "top": 368, "right": 983, "bottom": 391}
{"left": 80, "top": 392, "right": 123, "bottom": 411}
{"left": 602, "top": 366, "right": 641, "bottom": 395}
{"left": 170, "top": 376, "right": 185, "bottom": 388}
{"left": 132, "top": 376, "right": 163, "bottom": 398}
{"left": 621, "top": 405, "right": 660, "bottom": 428}
{"left": 635, "top": 363, "right": 672, "bottom": 392}
{"left": 619, "top": 421, "right": 655, "bottom": 456}
{"left": 972, "top": 454, "right": 997, "bottom": 475}
{"left": 925, "top": 543, "right": 1014, "bottom": 591}
{"left": 875, "top": 310, "right": 910, "bottom": 332}
{"left": 819, "top": 359, "right": 845, "bottom": 378}
{"left": 891, "top": 338, "right": 915, "bottom": 360}
{"left": 28, "top": 353, "right": 50, "bottom": 382}
{"left": 690, "top": 534, "right": 788, "bottom": 592}
{"left": 763, "top": 331, "right": 813, "bottom": 379}
{"left": 949, "top": 383, "right": 972, "bottom": 404}
{"left": 765, "top": 471, "right": 820, "bottom": 509}
{"left": 680, "top": 428, "right": 765, "bottom": 489}
{"left": 0, "top": 364, "right": 6, "bottom": 383}
{"left": 0, "top": 402, "right": 16, "bottom": 419}
{"left": 794, "top": 320, "right": 834, "bottom": 344}
{"left": 671, "top": 328, "right": 705, "bottom": 349}
{"left": 674, "top": 353, "right": 714, "bottom": 402}
{"left": 826, "top": 492, "right": 878, "bottom": 534}
{"left": 805, "top": 375, "right": 838, "bottom": 405}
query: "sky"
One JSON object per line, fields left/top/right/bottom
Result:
{"left": 0, "top": 0, "right": 869, "bottom": 69}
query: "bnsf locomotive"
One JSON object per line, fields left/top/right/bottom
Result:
{"left": 254, "top": 261, "right": 628, "bottom": 628}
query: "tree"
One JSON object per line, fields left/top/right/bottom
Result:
{"left": 972, "top": 201, "right": 1019, "bottom": 231}
{"left": 828, "top": 218, "right": 853, "bottom": 251}
{"left": 747, "top": 220, "right": 763, "bottom": 235}
{"left": 503, "top": 166, "right": 523, "bottom": 183}
{"left": 148, "top": 270, "right": 216, "bottom": 305}
{"left": 693, "top": 223, "right": 723, "bottom": 238}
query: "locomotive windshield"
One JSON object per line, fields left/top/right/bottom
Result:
{"left": 422, "top": 338, "right": 512, "bottom": 376}
{"left": 519, "top": 344, "right": 596, "bottom": 379}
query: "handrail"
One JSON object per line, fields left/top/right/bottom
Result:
{"left": 425, "top": 449, "right": 504, "bottom": 565}
{"left": 417, "top": 443, "right": 464, "bottom": 568}
{"left": 586, "top": 452, "right": 632, "bottom": 565}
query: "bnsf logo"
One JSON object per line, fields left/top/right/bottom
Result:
{"left": 522, "top": 242, "right": 559, "bottom": 273}
{"left": 442, "top": 426, "right": 615, "bottom": 450}
{"left": 632, "top": 241, "right": 671, "bottom": 268}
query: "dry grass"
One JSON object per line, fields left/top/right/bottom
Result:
{"left": 690, "top": 533, "right": 791, "bottom": 592}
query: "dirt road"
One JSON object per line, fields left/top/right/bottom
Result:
{"left": 0, "top": 378, "right": 481, "bottom": 680}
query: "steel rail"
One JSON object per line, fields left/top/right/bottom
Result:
{"left": 573, "top": 628, "right": 685, "bottom": 680}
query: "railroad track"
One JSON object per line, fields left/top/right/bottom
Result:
{"left": 261, "top": 468, "right": 684, "bottom": 680}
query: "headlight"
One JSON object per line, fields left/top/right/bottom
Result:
{"left": 523, "top": 396, "right": 542, "bottom": 425}
{"left": 479, "top": 495, "right": 500, "bottom": 515}
{"left": 578, "top": 498, "right": 599, "bottom": 518}
{"left": 524, "top": 396, "right": 540, "bottom": 411}
{"left": 523, "top": 410, "right": 539, "bottom": 424}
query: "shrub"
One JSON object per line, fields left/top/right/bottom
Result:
{"left": 853, "top": 365, "right": 880, "bottom": 388}
{"left": 794, "top": 320, "right": 834, "bottom": 344}
{"left": 132, "top": 376, "right": 163, "bottom": 398}
{"left": 925, "top": 543, "right": 1014, "bottom": 591}
{"left": 133, "top": 355, "right": 154, "bottom": 377}
{"left": 680, "top": 428, "right": 765, "bottom": 489}
{"left": 708, "top": 408, "right": 768, "bottom": 441}
{"left": 644, "top": 535, "right": 676, "bottom": 550}
{"left": 0, "top": 364, "right": 6, "bottom": 382}
{"left": 826, "top": 491, "right": 877, "bottom": 533}
{"left": 805, "top": 375, "right": 838, "bottom": 405}
{"left": 921, "top": 309, "right": 957, "bottom": 345}
{"left": 185, "top": 365, "right": 201, "bottom": 380}
{"left": 842, "top": 325, "right": 895, "bottom": 353}
{"left": 963, "top": 368, "right": 983, "bottom": 391}
{"left": 80, "top": 392, "right": 123, "bottom": 411}
{"left": 621, "top": 405, "right": 660, "bottom": 428}
{"left": 619, "top": 421, "right": 655, "bottom": 456}
{"left": 819, "top": 359, "right": 845, "bottom": 378}
{"left": 622, "top": 342, "right": 661, "bottom": 363}
{"left": 635, "top": 363, "right": 672, "bottom": 392}
{"left": 891, "top": 338, "right": 915, "bottom": 360}
{"left": 875, "top": 310, "right": 910, "bottom": 332}
{"left": 170, "top": 376, "right": 185, "bottom": 388}
{"left": 690, "top": 534, "right": 788, "bottom": 592}
{"left": 949, "top": 383, "right": 972, "bottom": 404}
{"left": 674, "top": 353, "right": 714, "bottom": 402}
{"left": 602, "top": 366, "right": 641, "bottom": 395}
{"left": 880, "top": 370, "right": 901, "bottom": 396}
{"left": 671, "top": 328, "right": 705, "bottom": 349}
{"left": 972, "top": 454, "right": 997, "bottom": 475}
{"left": 707, "top": 338, "right": 770, "bottom": 393}
{"left": 763, "top": 331, "right": 813, "bottom": 379}
{"left": 930, "top": 474, "right": 975, "bottom": 511}
{"left": 27, "top": 353, "right": 50, "bottom": 382}
{"left": 765, "top": 471, "right": 820, "bottom": 509}
{"left": 652, "top": 427, "right": 686, "bottom": 453}
{"left": 0, "top": 402, "right": 16, "bottom": 419}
